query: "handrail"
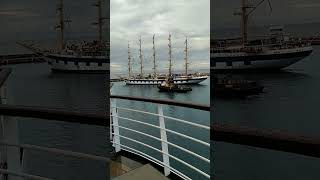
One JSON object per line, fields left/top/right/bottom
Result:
{"left": 212, "top": 124, "right": 320, "bottom": 158}
{"left": 110, "top": 97, "right": 210, "bottom": 179}
{"left": 110, "top": 95, "right": 210, "bottom": 111}
{"left": 111, "top": 115, "right": 209, "bottom": 146}
{"left": 0, "top": 169, "right": 53, "bottom": 180}
{"left": 112, "top": 106, "right": 210, "bottom": 130}
{"left": 0, "top": 141, "right": 109, "bottom": 162}
{"left": 0, "top": 104, "right": 107, "bottom": 126}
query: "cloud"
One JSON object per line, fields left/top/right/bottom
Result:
{"left": 111, "top": 0, "right": 210, "bottom": 74}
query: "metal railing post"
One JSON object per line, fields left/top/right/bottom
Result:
{"left": 0, "top": 84, "right": 23, "bottom": 180}
{"left": 0, "top": 85, "right": 7, "bottom": 180}
{"left": 158, "top": 104, "right": 170, "bottom": 176}
{"left": 111, "top": 99, "right": 121, "bottom": 152}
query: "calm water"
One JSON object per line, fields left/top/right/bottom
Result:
{"left": 5, "top": 63, "right": 109, "bottom": 180}
{"left": 111, "top": 79, "right": 210, "bottom": 179}
{"left": 213, "top": 45, "right": 320, "bottom": 178}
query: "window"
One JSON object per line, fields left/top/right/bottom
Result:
{"left": 226, "top": 61, "right": 232, "bottom": 66}
{"left": 86, "top": 62, "right": 90, "bottom": 66}
{"left": 98, "top": 62, "right": 102, "bottom": 67}
{"left": 244, "top": 61, "right": 251, "bottom": 65}
{"left": 74, "top": 61, "right": 78, "bottom": 65}
{"left": 64, "top": 61, "right": 68, "bottom": 65}
{"left": 56, "top": 60, "right": 59, "bottom": 63}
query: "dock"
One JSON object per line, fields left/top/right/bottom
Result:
{"left": 0, "top": 53, "right": 46, "bottom": 65}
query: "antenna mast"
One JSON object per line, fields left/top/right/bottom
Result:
{"left": 184, "top": 36, "right": 189, "bottom": 76}
{"left": 139, "top": 36, "right": 143, "bottom": 77}
{"left": 168, "top": 34, "right": 172, "bottom": 76}
{"left": 152, "top": 34, "right": 156, "bottom": 77}
{"left": 128, "top": 42, "right": 132, "bottom": 79}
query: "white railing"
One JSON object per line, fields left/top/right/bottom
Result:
{"left": 110, "top": 96, "right": 210, "bottom": 180}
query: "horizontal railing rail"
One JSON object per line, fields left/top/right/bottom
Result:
{"left": 0, "top": 141, "right": 109, "bottom": 162}
{"left": 0, "top": 169, "right": 53, "bottom": 180}
{"left": 110, "top": 96, "right": 210, "bottom": 180}
{"left": 110, "top": 95, "right": 210, "bottom": 111}
{"left": 212, "top": 124, "right": 320, "bottom": 158}
{"left": 0, "top": 104, "right": 107, "bottom": 126}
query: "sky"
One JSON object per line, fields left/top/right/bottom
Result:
{"left": 110, "top": 0, "right": 210, "bottom": 75}
{"left": 0, "top": 0, "right": 108, "bottom": 54}
{"left": 213, "top": 0, "right": 320, "bottom": 30}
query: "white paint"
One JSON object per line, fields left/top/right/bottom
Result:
{"left": 158, "top": 104, "right": 170, "bottom": 176}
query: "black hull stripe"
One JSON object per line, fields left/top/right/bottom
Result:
{"left": 47, "top": 55, "right": 109, "bottom": 63}
{"left": 212, "top": 50, "right": 312, "bottom": 62}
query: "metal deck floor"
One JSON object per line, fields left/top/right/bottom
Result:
{"left": 112, "top": 164, "right": 169, "bottom": 180}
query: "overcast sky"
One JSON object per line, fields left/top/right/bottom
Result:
{"left": 213, "top": 0, "right": 320, "bottom": 29}
{"left": 111, "top": 0, "right": 210, "bottom": 75}
{"left": 0, "top": 0, "right": 108, "bottom": 54}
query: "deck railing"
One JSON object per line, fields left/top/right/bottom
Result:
{"left": 0, "top": 68, "right": 109, "bottom": 180}
{"left": 110, "top": 95, "right": 210, "bottom": 180}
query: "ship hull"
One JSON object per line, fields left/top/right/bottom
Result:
{"left": 125, "top": 76, "right": 208, "bottom": 85}
{"left": 46, "top": 54, "right": 109, "bottom": 73}
{"left": 211, "top": 47, "right": 313, "bottom": 72}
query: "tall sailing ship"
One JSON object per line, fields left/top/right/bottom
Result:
{"left": 19, "top": 0, "right": 109, "bottom": 73}
{"left": 211, "top": 0, "right": 313, "bottom": 72}
{"left": 125, "top": 34, "right": 208, "bottom": 85}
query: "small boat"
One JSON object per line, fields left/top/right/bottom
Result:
{"left": 158, "top": 77, "right": 192, "bottom": 93}
{"left": 213, "top": 76, "right": 263, "bottom": 97}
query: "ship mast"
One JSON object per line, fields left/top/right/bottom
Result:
{"left": 93, "top": 0, "right": 106, "bottom": 44}
{"left": 152, "top": 34, "right": 156, "bottom": 77}
{"left": 56, "top": 0, "right": 65, "bottom": 52}
{"left": 168, "top": 34, "right": 172, "bottom": 76}
{"left": 128, "top": 42, "right": 132, "bottom": 79}
{"left": 56, "top": 0, "right": 71, "bottom": 52}
{"left": 139, "top": 36, "right": 144, "bottom": 77}
{"left": 237, "top": 0, "right": 272, "bottom": 45}
{"left": 184, "top": 36, "right": 189, "bottom": 76}
{"left": 241, "top": 0, "right": 248, "bottom": 45}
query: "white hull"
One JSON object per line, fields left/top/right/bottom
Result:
{"left": 46, "top": 54, "right": 109, "bottom": 72}
{"left": 213, "top": 56, "right": 306, "bottom": 70}
{"left": 212, "top": 46, "right": 313, "bottom": 71}
{"left": 125, "top": 76, "right": 208, "bottom": 85}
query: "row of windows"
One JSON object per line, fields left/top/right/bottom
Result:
{"left": 212, "top": 61, "right": 252, "bottom": 67}
{"left": 53, "top": 60, "right": 104, "bottom": 66}
{"left": 129, "top": 80, "right": 190, "bottom": 83}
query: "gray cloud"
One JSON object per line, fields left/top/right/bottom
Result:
{"left": 111, "top": 0, "right": 209, "bottom": 74}
{"left": 213, "top": 0, "right": 320, "bottom": 31}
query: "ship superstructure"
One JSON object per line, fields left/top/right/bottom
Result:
{"left": 211, "top": 0, "right": 312, "bottom": 72}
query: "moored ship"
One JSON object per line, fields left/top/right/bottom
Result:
{"left": 125, "top": 34, "right": 208, "bottom": 85}
{"left": 19, "top": 0, "right": 109, "bottom": 73}
{"left": 211, "top": 0, "right": 313, "bottom": 72}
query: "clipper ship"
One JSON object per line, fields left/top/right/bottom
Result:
{"left": 18, "top": 0, "right": 109, "bottom": 73}
{"left": 211, "top": 0, "right": 313, "bottom": 72}
{"left": 125, "top": 34, "right": 208, "bottom": 85}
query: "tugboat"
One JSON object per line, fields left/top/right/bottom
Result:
{"left": 158, "top": 77, "right": 192, "bottom": 93}
{"left": 212, "top": 76, "right": 264, "bottom": 97}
